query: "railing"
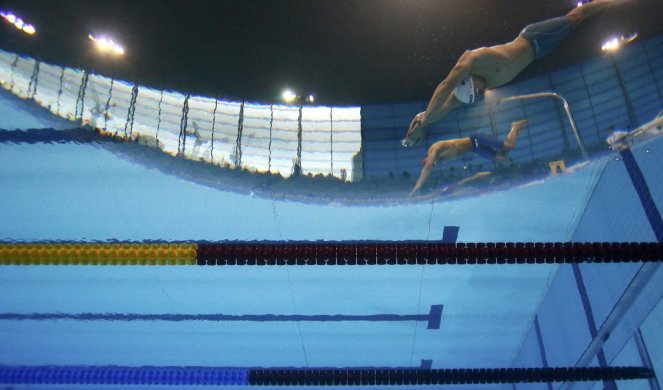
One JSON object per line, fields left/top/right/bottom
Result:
{"left": 496, "top": 92, "right": 589, "bottom": 160}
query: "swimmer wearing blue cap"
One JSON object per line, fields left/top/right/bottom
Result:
{"left": 403, "top": 0, "right": 631, "bottom": 147}
{"left": 409, "top": 120, "right": 529, "bottom": 197}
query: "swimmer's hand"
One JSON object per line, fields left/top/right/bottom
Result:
{"left": 408, "top": 186, "right": 421, "bottom": 198}
{"left": 403, "top": 112, "right": 428, "bottom": 147}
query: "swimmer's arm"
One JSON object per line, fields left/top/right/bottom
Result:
{"left": 456, "top": 171, "right": 491, "bottom": 186}
{"left": 422, "top": 51, "right": 474, "bottom": 125}
{"left": 409, "top": 151, "right": 438, "bottom": 198}
{"left": 409, "top": 163, "right": 434, "bottom": 198}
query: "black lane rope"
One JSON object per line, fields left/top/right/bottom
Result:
{"left": 248, "top": 366, "right": 653, "bottom": 386}
{"left": 194, "top": 241, "right": 663, "bottom": 266}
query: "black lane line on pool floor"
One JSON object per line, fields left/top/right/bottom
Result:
{"left": 0, "top": 304, "right": 444, "bottom": 329}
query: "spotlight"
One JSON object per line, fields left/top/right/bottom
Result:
{"left": 89, "top": 34, "right": 125, "bottom": 56}
{"left": 305, "top": 94, "right": 315, "bottom": 103}
{"left": 601, "top": 33, "right": 638, "bottom": 52}
{"left": 1, "top": 10, "right": 37, "bottom": 35}
{"left": 2, "top": 12, "right": 16, "bottom": 24}
{"left": 22, "top": 24, "right": 35, "bottom": 35}
{"left": 282, "top": 89, "right": 297, "bottom": 103}
{"left": 602, "top": 38, "right": 620, "bottom": 52}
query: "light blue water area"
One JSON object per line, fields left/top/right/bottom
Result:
{"left": 0, "top": 89, "right": 72, "bottom": 130}
{"left": 0, "top": 262, "right": 558, "bottom": 368}
{"left": 1, "top": 90, "right": 648, "bottom": 379}
{"left": 0, "top": 103, "right": 610, "bottom": 371}
{"left": 0, "top": 141, "right": 606, "bottom": 242}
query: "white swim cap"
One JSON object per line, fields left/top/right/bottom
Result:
{"left": 453, "top": 76, "right": 476, "bottom": 104}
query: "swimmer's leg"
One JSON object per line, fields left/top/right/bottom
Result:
{"left": 502, "top": 120, "right": 529, "bottom": 151}
{"left": 567, "top": 0, "right": 629, "bottom": 24}
{"left": 496, "top": 120, "right": 529, "bottom": 161}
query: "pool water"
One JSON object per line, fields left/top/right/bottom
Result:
{"left": 1, "top": 47, "right": 663, "bottom": 389}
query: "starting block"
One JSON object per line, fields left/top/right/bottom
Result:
{"left": 549, "top": 160, "right": 567, "bottom": 175}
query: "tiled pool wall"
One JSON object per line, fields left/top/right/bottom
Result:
{"left": 513, "top": 136, "right": 663, "bottom": 390}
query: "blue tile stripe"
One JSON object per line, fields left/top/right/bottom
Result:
{"left": 620, "top": 149, "right": 663, "bottom": 242}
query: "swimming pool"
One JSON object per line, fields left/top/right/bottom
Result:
{"left": 1, "top": 37, "right": 662, "bottom": 389}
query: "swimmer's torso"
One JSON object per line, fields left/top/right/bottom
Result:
{"left": 468, "top": 38, "right": 534, "bottom": 89}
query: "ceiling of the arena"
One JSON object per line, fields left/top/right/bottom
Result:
{"left": 1, "top": 0, "right": 661, "bottom": 105}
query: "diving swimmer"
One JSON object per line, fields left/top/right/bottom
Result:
{"left": 409, "top": 120, "right": 529, "bottom": 197}
{"left": 403, "top": 0, "right": 631, "bottom": 147}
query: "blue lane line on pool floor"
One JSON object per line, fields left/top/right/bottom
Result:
{"left": 441, "top": 226, "right": 459, "bottom": 243}
{"left": 0, "top": 305, "right": 444, "bottom": 328}
{"left": 572, "top": 263, "right": 617, "bottom": 390}
{"left": 534, "top": 315, "right": 553, "bottom": 390}
{"left": 427, "top": 305, "right": 443, "bottom": 329}
{"left": 620, "top": 149, "right": 663, "bottom": 242}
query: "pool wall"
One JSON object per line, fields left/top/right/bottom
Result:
{"left": 512, "top": 135, "right": 663, "bottom": 390}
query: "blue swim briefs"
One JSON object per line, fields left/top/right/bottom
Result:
{"left": 470, "top": 133, "right": 504, "bottom": 160}
{"left": 519, "top": 16, "right": 576, "bottom": 60}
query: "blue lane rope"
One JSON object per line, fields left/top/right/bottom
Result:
{"left": 0, "top": 366, "right": 249, "bottom": 386}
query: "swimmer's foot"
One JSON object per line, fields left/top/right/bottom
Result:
{"left": 512, "top": 119, "right": 529, "bottom": 133}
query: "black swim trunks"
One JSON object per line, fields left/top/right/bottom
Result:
{"left": 519, "top": 16, "right": 576, "bottom": 60}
